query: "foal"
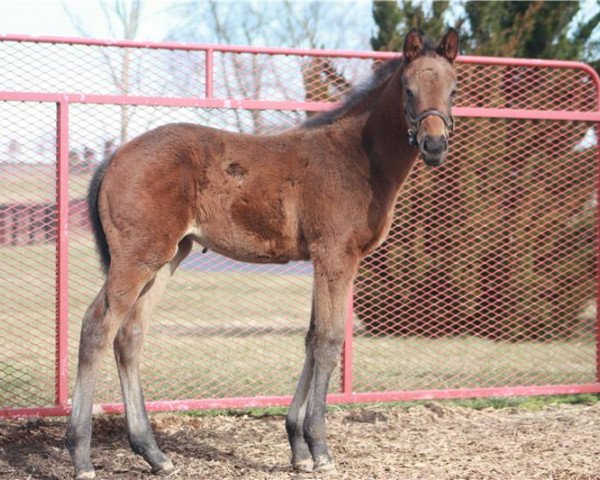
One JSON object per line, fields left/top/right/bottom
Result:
{"left": 66, "top": 28, "right": 459, "bottom": 478}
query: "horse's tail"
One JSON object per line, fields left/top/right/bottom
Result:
{"left": 87, "top": 156, "right": 112, "bottom": 274}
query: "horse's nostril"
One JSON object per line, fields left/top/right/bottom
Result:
{"left": 423, "top": 136, "right": 448, "bottom": 154}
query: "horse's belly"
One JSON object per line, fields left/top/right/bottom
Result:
{"left": 193, "top": 168, "right": 308, "bottom": 263}
{"left": 193, "top": 225, "right": 308, "bottom": 265}
{"left": 210, "top": 247, "right": 291, "bottom": 264}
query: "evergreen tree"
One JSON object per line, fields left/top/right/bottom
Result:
{"left": 462, "top": 1, "right": 600, "bottom": 60}
{"left": 371, "top": 1, "right": 403, "bottom": 51}
{"left": 358, "top": 0, "right": 599, "bottom": 339}
{"left": 370, "top": 0, "right": 450, "bottom": 51}
{"left": 370, "top": 0, "right": 599, "bottom": 62}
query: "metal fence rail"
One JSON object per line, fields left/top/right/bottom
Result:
{"left": 0, "top": 35, "right": 599, "bottom": 417}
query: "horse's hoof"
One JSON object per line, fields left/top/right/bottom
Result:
{"left": 152, "top": 459, "right": 175, "bottom": 476}
{"left": 292, "top": 458, "right": 314, "bottom": 473}
{"left": 75, "top": 471, "right": 96, "bottom": 480}
{"left": 313, "top": 456, "right": 337, "bottom": 475}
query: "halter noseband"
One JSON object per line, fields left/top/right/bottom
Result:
{"left": 406, "top": 108, "right": 454, "bottom": 147}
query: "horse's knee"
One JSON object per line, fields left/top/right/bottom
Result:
{"left": 77, "top": 292, "right": 112, "bottom": 359}
{"left": 78, "top": 327, "right": 109, "bottom": 365}
{"left": 114, "top": 321, "right": 144, "bottom": 358}
{"left": 313, "top": 331, "right": 345, "bottom": 368}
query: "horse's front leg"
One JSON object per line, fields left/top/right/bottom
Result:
{"left": 288, "top": 248, "right": 358, "bottom": 473}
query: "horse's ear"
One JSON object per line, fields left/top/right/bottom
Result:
{"left": 437, "top": 28, "right": 459, "bottom": 64}
{"left": 403, "top": 28, "right": 424, "bottom": 64}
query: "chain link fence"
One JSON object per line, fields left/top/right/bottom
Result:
{"left": 0, "top": 36, "right": 598, "bottom": 416}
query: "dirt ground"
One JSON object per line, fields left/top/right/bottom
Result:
{"left": 1, "top": 402, "right": 599, "bottom": 480}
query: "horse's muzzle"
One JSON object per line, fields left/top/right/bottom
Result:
{"left": 420, "top": 135, "right": 448, "bottom": 167}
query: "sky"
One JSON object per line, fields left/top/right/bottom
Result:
{"left": 0, "top": 1, "right": 177, "bottom": 40}
{"left": 0, "top": 0, "right": 597, "bottom": 161}
{"left": 1, "top": 1, "right": 598, "bottom": 51}
{"left": 0, "top": 1, "right": 374, "bottom": 46}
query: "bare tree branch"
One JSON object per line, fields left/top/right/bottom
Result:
{"left": 63, "top": 0, "right": 145, "bottom": 143}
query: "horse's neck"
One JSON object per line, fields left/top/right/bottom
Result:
{"left": 362, "top": 72, "right": 419, "bottom": 192}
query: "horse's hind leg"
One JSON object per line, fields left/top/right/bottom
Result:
{"left": 113, "top": 237, "right": 192, "bottom": 473}
{"left": 66, "top": 262, "right": 154, "bottom": 479}
{"left": 65, "top": 287, "right": 109, "bottom": 479}
{"left": 113, "top": 270, "right": 171, "bottom": 473}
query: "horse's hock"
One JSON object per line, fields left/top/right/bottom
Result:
{"left": 0, "top": 36, "right": 599, "bottom": 417}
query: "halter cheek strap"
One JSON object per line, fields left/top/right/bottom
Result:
{"left": 406, "top": 109, "right": 455, "bottom": 147}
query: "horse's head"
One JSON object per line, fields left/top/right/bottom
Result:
{"left": 401, "top": 28, "right": 459, "bottom": 167}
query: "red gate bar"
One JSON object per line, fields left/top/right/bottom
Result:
{"left": 4, "top": 383, "right": 600, "bottom": 419}
{"left": 0, "top": 91, "right": 598, "bottom": 122}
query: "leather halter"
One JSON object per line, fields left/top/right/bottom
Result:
{"left": 405, "top": 108, "right": 454, "bottom": 147}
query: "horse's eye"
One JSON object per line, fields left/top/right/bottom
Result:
{"left": 450, "top": 89, "right": 457, "bottom": 98}
{"left": 405, "top": 88, "right": 415, "bottom": 99}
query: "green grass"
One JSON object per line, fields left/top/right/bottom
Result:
{"left": 449, "top": 393, "right": 600, "bottom": 410}
{"left": 0, "top": 239, "right": 598, "bottom": 409}
{"left": 179, "top": 405, "right": 291, "bottom": 418}
{"left": 176, "top": 394, "right": 600, "bottom": 418}
{"left": 0, "top": 170, "right": 91, "bottom": 204}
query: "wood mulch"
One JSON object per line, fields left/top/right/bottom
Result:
{"left": 1, "top": 402, "right": 599, "bottom": 479}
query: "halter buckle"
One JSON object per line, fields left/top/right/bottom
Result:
{"left": 408, "top": 127, "right": 418, "bottom": 146}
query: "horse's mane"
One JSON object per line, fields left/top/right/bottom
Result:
{"left": 302, "top": 38, "right": 439, "bottom": 128}
{"left": 302, "top": 58, "right": 402, "bottom": 128}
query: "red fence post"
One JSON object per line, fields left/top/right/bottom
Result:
{"left": 55, "top": 100, "right": 69, "bottom": 408}
{"left": 588, "top": 68, "right": 600, "bottom": 385}
{"left": 205, "top": 48, "right": 213, "bottom": 99}
{"left": 340, "top": 292, "right": 354, "bottom": 399}
{"left": 597, "top": 120, "right": 600, "bottom": 383}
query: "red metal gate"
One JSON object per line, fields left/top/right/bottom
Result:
{"left": 0, "top": 35, "right": 599, "bottom": 418}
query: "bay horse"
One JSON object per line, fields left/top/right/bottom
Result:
{"left": 66, "top": 28, "right": 459, "bottom": 478}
